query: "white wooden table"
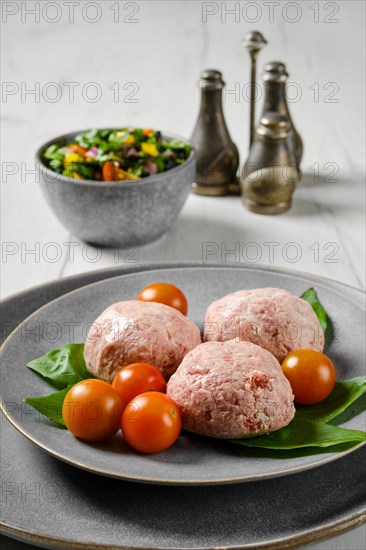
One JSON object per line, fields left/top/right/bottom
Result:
{"left": 1, "top": 1, "right": 365, "bottom": 548}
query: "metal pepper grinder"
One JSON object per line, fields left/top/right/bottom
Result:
{"left": 191, "top": 69, "right": 239, "bottom": 196}
{"left": 241, "top": 31, "right": 267, "bottom": 148}
{"left": 262, "top": 61, "right": 303, "bottom": 166}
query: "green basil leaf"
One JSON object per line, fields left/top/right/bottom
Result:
{"left": 301, "top": 287, "right": 327, "bottom": 332}
{"left": 296, "top": 377, "right": 366, "bottom": 423}
{"left": 24, "top": 386, "right": 71, "bottom": 427}
{"left": 232, "top": 417, "right": 366, "bottom": 450}
{"left": 301, "top": 287, "right": 334, "bottom": 347}
{"left": 27, "top": 343, "right": 90, "bottom": 389}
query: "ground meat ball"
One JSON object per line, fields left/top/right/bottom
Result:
{"left": 204, "top": 288, "right": 324, "bottom": 363}
{"left": 84, "top": 300, "right": 201, "bottom": 382}
{"left": 167, "top": 340, "right": 295, "bottom": 439}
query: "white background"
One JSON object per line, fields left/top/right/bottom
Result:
{"left": 1, "top": 1, "right": 365, "bottom": 548}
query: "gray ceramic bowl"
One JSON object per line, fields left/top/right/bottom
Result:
{"left": 36, "top": 130, "right": 195, "bottom": 246}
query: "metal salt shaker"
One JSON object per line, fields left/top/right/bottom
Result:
{"left": 262, "top": 61, "right": 303, "bottom": 166}
{"left": 241, "top": 113, "right": 300, "bottom": 214}
{"left": 191, "top": 69, "right": 239, "bottom": 196}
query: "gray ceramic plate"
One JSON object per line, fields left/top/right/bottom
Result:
{"left": 0, "top": 264, "right": 365, "bottom": 550}
{"left": 1, "top": 265, "right": 365, "bottom": 486}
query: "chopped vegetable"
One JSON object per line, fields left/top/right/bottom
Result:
{"left": 141, "top": 142, "right": 159, "bottom": 157}
{"left": 42, "top": 128, "right": 192, "bottom": 182}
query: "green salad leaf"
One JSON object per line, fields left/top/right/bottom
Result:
{"left": 49, "top": 158, "right": 64, "bottom": 171}
{"left": 24, "top": 386, "right": 72, "bottom": 427}
{"left": 43, "top": 144, "right": 66, "bottom": 173}
{"left": 232, "top": 417, "right": 366, "bottom": 450}
{"left": 162, "top": 139, "right": 191, "bottom": 156}
{"left": 27, "top": 343, "right": 90, "bottom": 389}
{"left": 62, "top": 162, "right": 97, "bottom": 180}
{"left": 154, "top": 157, "right": 165, "bottom": 172}
{"left": 43, "top": 143, "right": 65, "bottom": 160}
{"left": 74, "top": 129, "right": 101, "bottom": 148}
{"left": 130, "top": 128, "right": 145, "bottom": 142}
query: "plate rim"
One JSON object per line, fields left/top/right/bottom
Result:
{"left": 1, "top": 263, "right": 365, "bottom": 486}
{"left": 2, "top": 260, "right": 364, "bottom": 306}
{"left": 1, "top": 511, "right": 366, "bottom": 550}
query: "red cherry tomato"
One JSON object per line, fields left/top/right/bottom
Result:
{"left": 281, "top": 349, "right": 336, "bottom": 405}
{"left": 62, "top": 379, "right": 122, "bottom": 442}
{"left": 121, "top": 392, "right": 181, "bottom": 453}
{"left": 137, "top": 283, "right": 188, "bottom": 315}
{"left": 112, "top": 363, "right": 166, "bottom": 410}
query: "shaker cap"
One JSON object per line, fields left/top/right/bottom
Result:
{"left": 241, "top": 31, "right": 267, "bottom": 52}
{"left": 257, "top": 112, "right": 291, "bottom": 139}
{"left": 263, "top": 61, "right": 289, "bottom": 83}
{"left": 199, "top": 69, "right": 225, "bottom": 89}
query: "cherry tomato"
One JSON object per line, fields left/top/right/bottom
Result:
{"left": 137, "top": 283, "right": 188, "bottom": 315}
{"left": 102, "top": 160, "right": 130, "bottom": 181}
{"left": 68, "top": 144, "right": 87, "bottom": 157}
{"left": 281, "top": 349, "right": 336, "bottom": 405}
{"left": 112, "top": 363, "right": 166, "bottom": 410}
{"left": 143, "top": 128, "right": 153, "bottom": 137}
{"left": 62, "top": 379, "right": 122, "bottom": 442}
{"left": 121, "top": 392, "right": 181, "bottom": 453}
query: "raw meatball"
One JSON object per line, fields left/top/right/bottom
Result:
{"left": 167, "top": 340, "right": 295, "bottom": 439}
{"left": 84, "top": 300, "right": 201, "bottom": 382}
{"left": 204, "top": 288, "right": 324, "bottom": 362}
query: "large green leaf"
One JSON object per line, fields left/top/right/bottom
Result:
{"left": 295, "top": 377, "right": 366, "bottom": 423}
{"left": 232, "top": 417, "right": 366, "bottom": 450}
{"left": 24, "top": 387, "right": 72, "bottom": 427}
{"left": 232, "top": 376, "right": 366, "bottom": 450}
{"left": 27, "top": 344, "right": 90, "bottom": 389}
{"left": 301, "top": 287, "right": 334, "bottom": 347}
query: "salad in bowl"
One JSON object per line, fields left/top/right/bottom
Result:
{"left": 42, "top": 127, "right": 192, "bottom": 182}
